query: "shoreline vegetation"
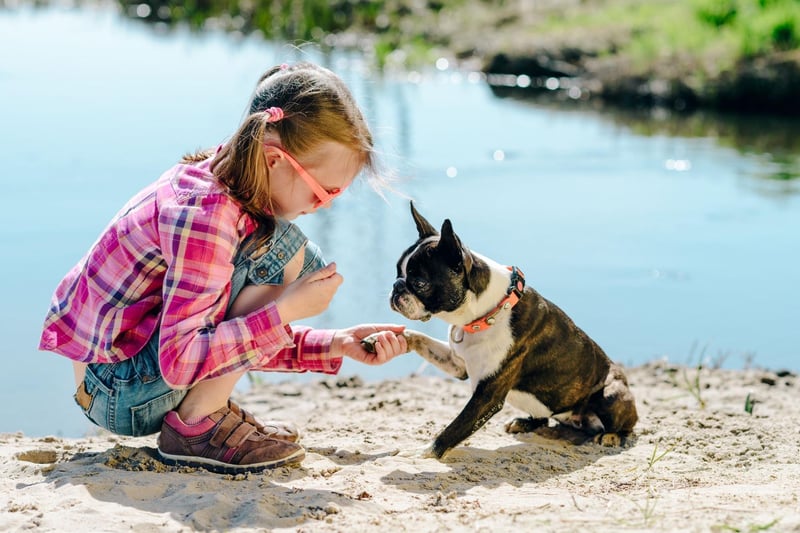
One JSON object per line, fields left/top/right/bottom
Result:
{"left": 103, "top": 0, "right": 800, "bottom": 116}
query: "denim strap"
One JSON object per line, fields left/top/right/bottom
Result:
{"left": 228, "top": 219, "right": 327, "bottom": 312}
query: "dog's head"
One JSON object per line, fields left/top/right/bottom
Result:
{"left": 390, "top": 202, "right": 490, "bottom": 322}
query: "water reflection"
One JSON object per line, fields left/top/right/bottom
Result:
{"left": 109, "top": 0, "right": 800, "bottom": 188}
{"left": 114, "top": 0, "right": 381, "bottom": 45}
{"left": 489, "top": 87, "right": 800, "bottom": 188}
{"left": 2, "top": 3, "right": 799, "bottom": 440}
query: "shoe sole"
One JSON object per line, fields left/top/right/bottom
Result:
{"left": 157, "top": 447, "right": 305, "bottom": 474}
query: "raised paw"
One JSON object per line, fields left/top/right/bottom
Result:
{"left": 360, "top": 333, "right": 380, "bottom": 353}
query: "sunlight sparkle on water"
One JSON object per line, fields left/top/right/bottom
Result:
{"left": 467, "top": 71, "right": 485, "bottom": 84}
{"left": 135, "top": 3, "right": 151, "bottom": 17}
{"left": 406, "top": 71, "right": 422, "bottom": 84}
{"left": 665, "top": 159, "right": 692, "bottom": 171}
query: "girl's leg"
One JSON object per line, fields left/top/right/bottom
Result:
{"left": 175, "top": 371, "right": 246, "bottom": 422}
{"left": 226, "top": 244, "right": 304, "bottom": 317}
{"left": 73, "top": 361, "right": 87, "bottom": 388}
{"left": 175, "top": 246, "right": 305, "bottom": 422}
{"left": 156, "top": 247, "right": 307, "bottom": 473}
{"left": 76, "top": 345, "right": 186, "bottom": 437}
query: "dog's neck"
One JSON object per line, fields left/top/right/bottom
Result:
{"left": 435, "top": 252, "right": 514, "bottom": 328}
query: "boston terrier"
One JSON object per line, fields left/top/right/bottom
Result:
{"left": 384, "top": 202, "right": 638, "bottom": 459}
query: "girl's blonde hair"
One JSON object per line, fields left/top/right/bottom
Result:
{"left": 184, "top": 61, "right": 379, "bottom": 248}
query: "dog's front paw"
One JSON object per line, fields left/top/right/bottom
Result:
{"left": 397, "top": 442, "right": 440, "bottom": 460}
{"left": 360, "top": 333, "right": 380, "bottom": 354}
{"left": 401, "top": 330, "right": 431, "bottom": 354}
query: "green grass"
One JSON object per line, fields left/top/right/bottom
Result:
{"left": 110, "top": 0, "right": 800, "bottom": 90}
{"left": 715, "top": 518, "right": 781, "bottom": 532}
{"left": 668, "top": 361, "right": 707, "bottom": 409}
{"left": 112, "top": 0, "right": 800, "bottom": 75}
{"left": 510, "top": 0, "right": 800, "bottom": 75}
{"left": 645, "top": 440, "right": 674, "bottom": 472}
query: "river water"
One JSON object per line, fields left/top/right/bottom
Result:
{"left": 1, "top": 4, "right": 798, "bottom": 437}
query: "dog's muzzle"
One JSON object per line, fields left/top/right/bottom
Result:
{"left": 390, "top": 278, "right": 408, "bottom": 312}
{"left": 390, "top": 278, "right": 431, "bottom": 321}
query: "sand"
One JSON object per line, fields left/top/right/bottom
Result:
{"left": 2, "top": 361, "right": 798, "bottom": 532}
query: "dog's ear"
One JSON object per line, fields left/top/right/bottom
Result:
{"left": 410, "top": 201, "right": 438, "bottom": 238}
{"left": 439, "top": 219, "right": 474, "bottom": 275}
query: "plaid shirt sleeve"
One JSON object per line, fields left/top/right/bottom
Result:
{"left": 157, "top": 185, "right": 342, "bottom": 389}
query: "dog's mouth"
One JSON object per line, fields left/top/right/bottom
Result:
{"left": 391, "top": 291, "right": 432, "bottom": 322}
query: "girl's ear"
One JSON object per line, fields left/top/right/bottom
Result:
{"left": 263, "top": 146, "right": 283, "bottom": 170}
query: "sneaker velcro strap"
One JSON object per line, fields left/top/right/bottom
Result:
{"left": 227, "top": 399, "right": 300, "bottom": 443}
{"left": 229, "top": 400, "right": 262, "bottom": 427}
{"left": 240, "top": 410, "right": 259, "bottom": 426}
{"left": 225, "top": 421, "right": 258, "bottom": 448}
{"left": 210, "top": 410, "right": 255, "bottom": 448}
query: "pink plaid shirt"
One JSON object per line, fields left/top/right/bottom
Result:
{"left": 39, "top": 157, "right": 341, "bottom": 388}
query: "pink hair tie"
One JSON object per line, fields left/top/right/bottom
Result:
{"left": 264, "top": 107, "right": 284, "bottom": 122}
{"left": 279, "top": 63, "right": 289, "bottom": 70}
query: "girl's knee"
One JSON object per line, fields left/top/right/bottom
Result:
{"left": 228, "top": 245, "right": 305, "bottom": 318}
{"left": 284, "top": 243, "right": 305, "bottom": 283}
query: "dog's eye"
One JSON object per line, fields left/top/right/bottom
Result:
{"left": 410, "top": 278, "right": 429, "bottom": 291}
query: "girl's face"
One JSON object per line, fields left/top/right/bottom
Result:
{"left": 265, "top": 141, "right": 363, "bottom": 220}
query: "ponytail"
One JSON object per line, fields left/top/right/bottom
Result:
{"left": 210, "top": 113, "right": 275, "bottom": 249}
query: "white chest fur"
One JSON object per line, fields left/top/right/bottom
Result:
{"left": 445, "top": 255, "right": 557, "bottom": 420}
{"left": 452, "top": 327, "right": 554, "bottom": 419}
{"left": 443, "top": 255, "right": 518, "bottom": 385}
{"left": 451, "top": 319, "right": 513, "bottom": 387}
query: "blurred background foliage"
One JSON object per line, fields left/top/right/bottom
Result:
{"left": 112, "top": 0, "right": 800, "bottom": 65}
{"left": 8, "top": 0, "right": 798, "bottom": 112}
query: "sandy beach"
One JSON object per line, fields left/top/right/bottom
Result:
{"left": 2, "top": 361, "right": 798, "bottom": 532}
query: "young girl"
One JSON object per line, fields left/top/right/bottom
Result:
{"left": 39, "top": 61, "right": 409, "bottom": 474}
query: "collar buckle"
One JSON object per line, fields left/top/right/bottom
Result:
{"left": 463, "top": 266, "right": 526, "bottom": 334}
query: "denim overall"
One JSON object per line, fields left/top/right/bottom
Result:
{"left": 75, "top": 219, "right": 326, "bottom": 436}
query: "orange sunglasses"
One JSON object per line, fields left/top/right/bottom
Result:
{"left": 265, "top": 144, "right": 344, "bottom": 208}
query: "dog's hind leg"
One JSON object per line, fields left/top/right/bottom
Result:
{"left": 504, "top": 416, "right": 548, "bottom": 434}
{"left": 403, "top": 329, "right": 468, "bottom": 380}
{"left": 590, "top": 363, "right": 639, "bottom": 446}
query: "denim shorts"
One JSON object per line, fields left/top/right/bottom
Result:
{"left": 74, "top": 219, "right": 326, "bottom": 437}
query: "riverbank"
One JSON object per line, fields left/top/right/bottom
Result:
{"left": 114, "top": 0, "right": 800, "bottom": 115}
{"left": 3, "top": 362, "right": 798, "bottom": 532}
{"left": 112, "top": 0, "right": 800, "bottom": 116}
{"left": 365, "top": 0, "right": 800, "bottom": 115}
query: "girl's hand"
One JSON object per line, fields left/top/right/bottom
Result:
{"left": 333, "top": 324, "right": 408, "bottom": 365}
{"left": 275, "top": 262, "right": 342, "bottom": 323}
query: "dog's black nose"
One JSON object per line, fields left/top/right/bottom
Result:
{"left": 393, "top": 278, "right": 406, "bottom": 292}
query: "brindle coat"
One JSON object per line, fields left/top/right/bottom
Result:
{"left": 386, "top": 202, "right": 638, "bottom": 459}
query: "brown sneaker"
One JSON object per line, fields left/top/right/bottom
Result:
{"left": 227, "top": 399, "right": 301, "bottom": 443}
{"left": 157, "top": 407, "right": 305, "bottom": 474}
